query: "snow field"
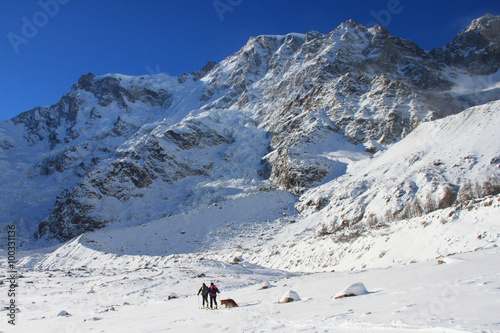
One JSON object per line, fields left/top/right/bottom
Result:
{"left": 2, "top": 191, "right": 498, "bottom": 332}
{"left": 2, "top": 247, "right": 499, "bottom": 332}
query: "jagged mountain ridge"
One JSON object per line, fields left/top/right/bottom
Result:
{"left": 0, "top": 14, "right": 499, "bottom": 243}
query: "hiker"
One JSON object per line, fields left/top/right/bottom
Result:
{"left": 198, "top": 283, "right": 209, "bottom": 308}
{"left": 206, "top": 282, "right": 220, "bottom": 309}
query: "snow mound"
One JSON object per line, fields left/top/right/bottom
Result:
{"left": 168, "top": 292, "right": 179, "bottom": 300}
{"left": 334, "top": 282, "right": 369, "bottom": 299}
{"left": 259, "top": 281, "right": 272, "bottom": 290}
{"left": 278, "top": 289, "right": 301, "bottom": 303}
{"left": 58, "top": 310, "right": 71, "bottom": 317}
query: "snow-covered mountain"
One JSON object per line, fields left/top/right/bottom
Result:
{"left": 0, "top": 14, "right": 499, "bottom": 259}
{"left": 1, "top": 13, "right": 500, "bottom": 333}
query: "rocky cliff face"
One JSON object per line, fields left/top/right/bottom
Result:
{"left": 1, "top": 14, "right": 499, "bottom": 243}
{"left": 199, "top": 20, "right": 471, "bottom": 193}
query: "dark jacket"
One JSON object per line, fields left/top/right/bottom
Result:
{"left": 198, "top": 284, "right": 208, "bottom": 296}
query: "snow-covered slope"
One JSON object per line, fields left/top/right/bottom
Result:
{"left": 299, "top": 100, "right": 500, "bottom": 224}
{"left": 3, "top": 245, "right": 500, "bottom": 332}
{"left": 37, "top": 190, "right": 297, "bottom": 263}
{"left": 240, "top": 101, "right": 500, "bottom": 272}
{"left": 35, "top": 108, "right": 274, "bottom": 242}
{"left": 0, "top": 73, "right": 207, "bottom": 242}
{"left": 30, "top": 100, "right": 500, "bottom": 274}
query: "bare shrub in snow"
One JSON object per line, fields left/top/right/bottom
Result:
{"left": 425, "top": 193, "right": 438, "bottom": 213}
{"left": 384, "top": 209, "right": 398, "bottom": 223}
{"left": 334, "top": 229, "right": 364, "bottom": 243}
{"left": 457, "top": 180, "right": 474, "bottom": 203}
{"left": 438, "top": 185, "right": 458, "bottom": 209}
{"left": 481, "top": 174, "right": 500, "bottom": 197}
{"left": 365, "top": 213, "right": 379, "bottom": 227}
{"left": 457, "top": 176, "right": 500, "bottom": 204}
{"left": 400, "top": 198, "right": 424, "bottom": 220}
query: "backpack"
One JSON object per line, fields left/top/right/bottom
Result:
{"left": 209, "top": 285, "right": 217, "bottom": 296}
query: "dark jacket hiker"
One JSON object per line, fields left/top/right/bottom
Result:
{"left": 197, "top": 283, "right": 209, "bottom": 308}
{"left": 206, "top": 283, "right": 220, "bottom": 309}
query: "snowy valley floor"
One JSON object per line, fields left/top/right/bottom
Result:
{"left": 2, "top": 245, "right": 500, "bottom": 333}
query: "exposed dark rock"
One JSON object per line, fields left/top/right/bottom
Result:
{"left": 192, "top": 61, "right": 217, "bottom": 81}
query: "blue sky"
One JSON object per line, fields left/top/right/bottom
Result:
{"left": 1, "top": 0, "right": 499, "bottom": 120}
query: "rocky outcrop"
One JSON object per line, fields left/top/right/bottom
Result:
{"left": 192, "top": 61, "right": 218, "bottom": 81}
{"left": 200, "top": 20, "right": 462, "bottom": 192}
{"left": 12, "top": 74, "right": 174, "bottom": 148}
{"left": 74, "top": 73, "right": 173, "bottom": 108}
